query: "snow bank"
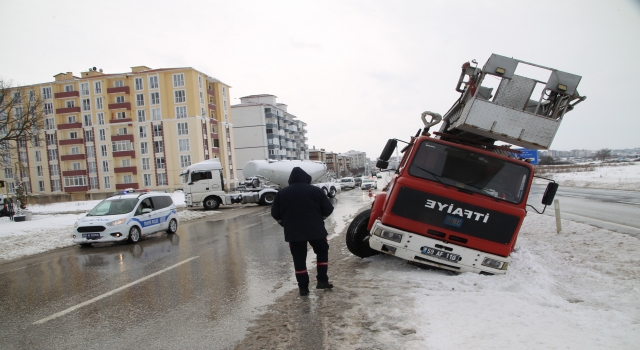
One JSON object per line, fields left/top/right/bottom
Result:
{"left": 27, "top": 191, "right": 186, "bottom": 214}
{"left": 534, "top": 162, "right": 640, "bottom": 191}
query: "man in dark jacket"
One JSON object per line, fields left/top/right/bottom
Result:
{"left": 271, "top": 167, "right": 335, "bottom": 296}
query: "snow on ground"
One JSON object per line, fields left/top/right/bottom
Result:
{"left": 327, "top": 215, "right": 640, "bottom": 349}
{"left": 0, "top": 191, "right": 216, "bottom": 262}
{"left": 534, "top": 162, "right": 640, "bottom": 191}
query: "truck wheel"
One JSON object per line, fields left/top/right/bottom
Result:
{"left": 323, "top": 187, "right": 329, "bottom": 196}
{"left": 259, "top": 193, "right": 276, "bottom": 205}
{"left": 328, "top": 186, "right": 337, "bottom": 198}
{"left": 346, "top": 209, "right": 379, "bottom": 258}
{"left": 203, "top": 196, "right": 220, "bottom": 210}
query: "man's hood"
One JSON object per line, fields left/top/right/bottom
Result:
{"left": 288, "top": 167, "right": 312, "bottom": 185}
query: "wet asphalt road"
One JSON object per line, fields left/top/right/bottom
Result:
{"left": 0, "top": 183, "right": 377, "bottom": 350}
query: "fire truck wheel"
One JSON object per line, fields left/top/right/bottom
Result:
{"left": 328, "top": 186, "right": 337, "bottom": 198}
{"left": 259, "top": 192, "right": 276, "bottom": 205}
{"left": 346, "top": 209, "right": 379, "bottom": 258}
{"left": 203, "top": 196, "right": 220, "bottom": 210}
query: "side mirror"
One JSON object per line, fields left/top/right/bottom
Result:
{"left": 142, "top": 208, "right": 152, "bottom": 214}
{"left": 541, "top": 182, "right": 559, "bottom": 206}
{"left": 376, "top": 139, "right": 397, "bottom": 169}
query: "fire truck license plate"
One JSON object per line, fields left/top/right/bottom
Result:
{"left": 421, "top": 246, "right": 460, "bottom": 262}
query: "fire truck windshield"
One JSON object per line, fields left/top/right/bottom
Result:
{"left": 408, "top": 140, "right": 531, "bottom": 204}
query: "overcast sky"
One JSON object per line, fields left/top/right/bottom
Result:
{"left": 1, "top": 0, "right": 639, "bottom": 159}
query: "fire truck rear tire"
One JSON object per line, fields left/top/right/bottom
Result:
{"left": 346, "top": 209, "right": 379, "bottom": 258}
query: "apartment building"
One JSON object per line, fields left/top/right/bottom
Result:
{"left": 308, "top": 147, "right": 326, "bottom": 163}
{"left": 341, "top": 150, "right": 367, "bottom": 169}
{"left": 231, "top": 94, "right": 309, "bottom": 180}
{"left": 1, "top": 66, "right": 237, "bottom": 200}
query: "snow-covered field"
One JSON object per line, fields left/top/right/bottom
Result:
{"left": 2, "top": 165, "right": 639, "bottom": 348}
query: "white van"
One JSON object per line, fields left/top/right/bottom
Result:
{"left": 72, "top": 190, "right": 179, "bottom": 246}
{"left": 340, "top": 177, "right": 356, "bottom": 189}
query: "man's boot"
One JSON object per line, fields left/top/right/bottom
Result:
{"left": 299, "top": 284, "right": 310, "bottom": 296}
{"left": 316, "top": 281, "right": 333, "bottom": 289}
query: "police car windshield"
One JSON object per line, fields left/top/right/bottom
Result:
{"left": 408, "top": 141, "right": 531, "bottom": 204}
{"left": 87, "top": 198, "right": 139, "bottom": 216}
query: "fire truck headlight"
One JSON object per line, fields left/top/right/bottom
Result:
{"left": 481, "top": 257, "right": 504, "bottom": 269}
{"left": 379, "top": 230, "right": 403, "bottom": 243}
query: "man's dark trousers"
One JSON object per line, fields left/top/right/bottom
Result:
{"left": 289, "top": 238, "right": 329, "bottom": 287}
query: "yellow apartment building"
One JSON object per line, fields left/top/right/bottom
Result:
{"left": 1, "top": 66, "right": 238, "bottom": 200}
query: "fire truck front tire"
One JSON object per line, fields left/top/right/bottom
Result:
{"left": 346, "top": 209, "right": 379, "bottom": 258}
{"left": 203, "top": 196, "right": 221, "bottom": 210}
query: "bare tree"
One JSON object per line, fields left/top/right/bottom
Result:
{"left": 0, "top": 80, "right": 45, "bottom": 169}
{"left": 595, "top": 148, "right": 612, "bottom": 161}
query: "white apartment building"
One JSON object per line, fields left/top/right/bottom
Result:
{"left": 341, "top": 150, "right": 367, "bottom": 169}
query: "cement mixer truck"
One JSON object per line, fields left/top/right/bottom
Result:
{"left": 181, "top": 159, "right": 339, "bottom": 210}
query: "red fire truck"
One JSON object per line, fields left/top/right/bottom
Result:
{"left": 346, "top": 54, "right": 586, "bottom": 275}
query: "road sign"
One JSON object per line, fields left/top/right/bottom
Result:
{"left": 515, "top": 148, "right": 539, "bottom": 165}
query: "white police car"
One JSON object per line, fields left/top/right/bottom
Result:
{"left": 72, "top": 189, "right": 179, "bottom": 246}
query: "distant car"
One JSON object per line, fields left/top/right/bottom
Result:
{"left": 0, "top": 195, "right": 16, "bottom": 219}
{"left": 361, "top": 178, "right": 378, "bottom": 190}
{"left": 340, "top": 177, "right": 356, "bottom": 189}
{"left": 72, "top": 189, "right": 179, "bottom": 246}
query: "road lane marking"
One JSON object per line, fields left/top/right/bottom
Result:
{"left": 33, "top": 256, "right": 200, "bottom": 325}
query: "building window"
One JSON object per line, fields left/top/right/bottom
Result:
{"left": 176, "top": 106, "right": 187, "bottom": 119}
{"left": 96, "top": 97, "right": 103, "bottom": 110}
{"left": 66, "top": 100, "right": 75, "bottom": 108}
{"left": 67, "top": 115, "right": 77, "bottom": 123}
{"left": 139, "top": 125, "right": 147, "bottom": 138}
{"left": 151, "top": 92, "right": 160, "bottom": 105}
{"left": 52, "top": 179, "right": 61, "bottom": 192}
{"left": 97, "top": 113, "right": 104, "bottom": 125}
{"left": 210, "top": 124, "right": 217, "bottom": 133}
{"left": 152, "top": 124, "right": 163, "bottom": 137}
{"left": 69, "top": 131, "right": 78, "bottom": 139}
{"left": 85, "top": 130, "right": 94, "bottom": 142}
{"left": 140, "top": 142, "right": 148, "bottom": 154}
{"left": 174, "top": 90, "right": 186, "bottom": 103}
{"left": 135, "top": 77, "right": 144, "bottom": 91}
{"left": 36, "top": 165, "right": 43, "bottom": 177}
{"left": 48, "top": 149, "right": 58, "bottom": 161}
{"left": 266, "top": 128, "right": 273, "bottom": 134}
{"left": 178, "top": 139, "right": 190, "bottom": 152}
{"left": 81, "top": 83, "right": 89, "bottom": 95}
{"left": 115, "top": 111, "right": 126, "bottom": 119}
{"left": 180, "top": 155, "right": 191, "bottom": 168}
{"left": 87, "top": 145, "right": 95, "bottom": 157}
{"left": 143, "top": 173, "right": 152, "bottom": 187}
{"left": 64, "top": 175, "right": 87, "bottom": 187}
{"left": 142, "top": 158, "right": 150, "bottom": 170}
{"left": 89, "top": 176, "right": 98, "bottom": 189}
{"left": 65, "top": 84, "right": 74, "bottom": 92}
{"left": 88, "top": 161, "right": 97, "bottom": 173}
{"left": 137, "top": 110, "right": 146, "bottom": 122}
{"left": 42, "top": 87, "right": 52, "bottom": 100}
{"left": 114, "top": 80, "right": 124, "bottom": 88}
{"left": 83, "top": 114, "right": 92, "bottom": 127}
{"left": 121, "top": 159, "right": 131, "bottom": 167}
{"left": 70, "top": 147, "right": 80, "bottom": 155}
{"left": 100, "top": 144, "right": 108, "bottom": 157}
{"left": 99, "top": 129, "right": 106, "bottom": 141}
{"left": 213, "top": 139, "right": 219, "bottom": 148}
{"left": 115, "top": 96, "right": 125, "bottom": 104}
{"left": 177, "top": 122, "right": 188, "bottom": 135}
{"left": 50, "top": 164, "right": 59, "bottom": 176}
{"left": 199, "top": 91, "right": 204, "bottom": 104}
{"left": 149, "top": 76, "right": 158, "bottom": 89}
{"left": 35, "top": 150, "right": 41, "bottom": 162}
{"left": 102, "top": 160, "right": 109, "bottom": 172}
{"left": 72, "top": 162, "right": 81, "bottom": 170}
{"left": 157, "top": 172, "right": 167, "bottom": 186}
{"left": 4, "top": 168, "right": 12, "bottom": 179}
{"left": 116, "top": 127, "right": 127, "bottom": 135}
{"left": 136, "top": 94, "right": 144, "bottom": 107}
{"left": 150, "top": 108, "right": 162, "bottom": 121}
{"left": 94, "top": 81, "right": 102, "bottom": 94}
{"left": 198, "top": 76, "right": 203, "bottom": 88}
{"left": 82, "top": 99, "right": 91, "bottom": 111}
{"left": 156, "top": 157, "right": 166, "bottom": 169}
{"left": 38, "top": 180, "right": 45, "bottom": 192}
{"left": 173, "top": 73, "right": 185, "bottom": 87}
{"left": 153, "top": 141, "right": 164, "bottom": 153}
{"left": 43, "top": 102, "right": 53, "bottom": 115}
{"left": 19, "top": 151, "right": 27, "bottom": 162}
{"left": 103, "top": 176, "right": 110, "bottom": 189}
{"left": 112, "top": 141, "right": 133, "bottom": 152}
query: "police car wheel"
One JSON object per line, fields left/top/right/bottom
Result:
{"left": 203, "top": 196, "right": 220, "bottom": 210}
{"left": 167, "top": 219, "right": 178, "bottom": 234}
{"left": 345, "top": 209, "right": 379, "bottom": 258}
{"left": 128, "top": 226, "right": 141, "bottom": 243}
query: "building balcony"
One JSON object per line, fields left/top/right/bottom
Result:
{"left": 65, "top": 186, "right": 88, "bottom": 193}
{"left": 56, "top": 106, "right": 81, "bottom": 114}
{"left": 211, "top": 147, "right": 220, "bottom": 154}
{"left": 208, "top": 103, "right": 217, "bottom": 112}
{"left": 207, "top": 89, "right": 215, "bottom": 97}
{"left": 109, "top": 118, "right": 132, "bottom": 124}
{"left": 59, "top": 138, "right": 84, "bottom": 145}
{"left": 116, "top": 183, "right": 139, "bottom": 190}
{"left": 108, "top": 102, "right": 131, "bottom": 110}
{"left": 111, "top": 134, "right": 134, "bottom": 142}
{"left": 113, "top": 150, "right": 136, "bottom": 158}
{"left": 114, "top": 166, "right": 138, "bottom": 175}
{"left": 62, "top": 170, "right": 87, "bottom": 177}
{"left": 210, "top": 133, "right": 218, "bottom": 139}
{"left": 60, "top": 154, "right": 86, "bottom": 161}
{"left": 55, "top": 91, "right": 79, "bottom": 99}
{"left": 58, "top": 122, "right": 83, "bottom": 130}
{"left": 107, "top": 86, "right": 130, "bottom": 94}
